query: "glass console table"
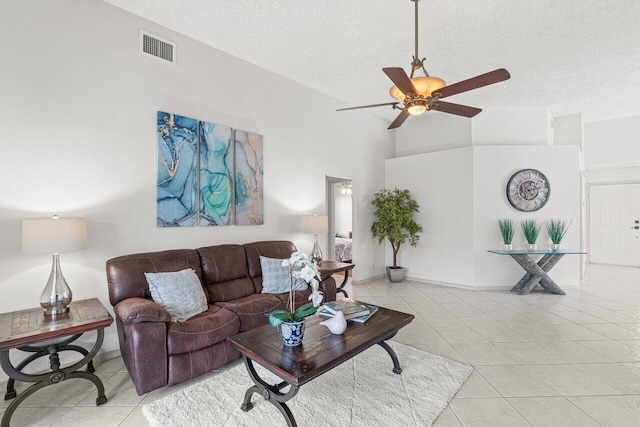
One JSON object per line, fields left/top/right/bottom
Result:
{"left": 488, "top": 249, "right": 586, "bottom": 295}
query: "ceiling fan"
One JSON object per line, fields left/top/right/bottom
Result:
{"left": 337, "top": 0, "right": 511, "bottom": 130}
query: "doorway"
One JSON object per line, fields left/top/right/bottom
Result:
{"left": 589, "top": 183, "right": 640, "bottom": 266}
{"left": 326, "top": 176, "right": 353, "bottom": 263}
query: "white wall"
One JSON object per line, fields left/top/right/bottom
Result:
{"left": 385, "top": 148, "right": 475, "bottom": 285}
{"left": 555, "top": 114, "right": 584, "bottom": 149}
{"left": 0, "top": 0, "right": 394, "bottom": 378}
{"left": 583, "top": 114, "right": 640, "bottom": 184}
{"left": 395, "top": 113, "right": 471, "bottom": 157}
{"left": 585, "top": 115, "right": 640, "bottom": 168}
{"left": 472, "top": 107, "right": 553, "bottom": 146}
{"left": 586, "top": 166, "right": 640, "bottom": 184}
{"left": 395, "top": 106, "right": 554, "bottom": 158}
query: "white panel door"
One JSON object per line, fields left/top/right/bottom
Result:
{"left": 589, "top": 183, "right": 640, "bottom": 266}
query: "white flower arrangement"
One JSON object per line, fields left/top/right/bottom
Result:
{"left": 269, "top": 251, "right": 324, "bottom": 327}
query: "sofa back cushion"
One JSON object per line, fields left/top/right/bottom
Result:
{"left": 243, "top": 241, "right": 297, "bottom": 293}
{"left": 197, "top": 244, "right": 254, "bottom": 303}
{"left": 106, "top": 249, "right": 202, "bottom": 306}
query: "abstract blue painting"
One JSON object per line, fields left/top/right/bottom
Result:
{"left": 157, "top": 111, "right": 198, "bottom": 227}
{"left": 199, "top": 121, "right": 233, "bottom": 226}
{"left": 234, "top": 130, "right": 264, "bottom": 225}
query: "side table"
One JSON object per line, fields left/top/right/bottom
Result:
{"left": 318, "top": 261, "right": 355, "bottom": 298}
{"left": 0, "top": 298, "right": 113, "bottom": 427}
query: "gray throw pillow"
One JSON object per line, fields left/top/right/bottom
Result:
{"left": 144, "top": 268, "right": 208, "bottom": 322}
{"left": 260, "top": 256, "right": 309, "bottom": 294}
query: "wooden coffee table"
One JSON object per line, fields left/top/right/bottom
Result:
{"left": 228, "top": 304, "right": 414, "bottom": 427}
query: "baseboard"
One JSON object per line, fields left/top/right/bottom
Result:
{"left": 404, "top": 276, "right": 513, "bottom": 291}
{"left": 352, "top": 274, "right": 385, "bottom": 285}
{"left": 405, "top": 276, "right": 582, "bottom": 291}
{"left": 94, "top": 348, "right": 122, "bottom": 366}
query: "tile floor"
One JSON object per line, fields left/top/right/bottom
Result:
{"left": 2, "top": 263, "right": 639, "bottom": 426}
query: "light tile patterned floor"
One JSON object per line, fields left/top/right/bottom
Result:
{"left": 2, "top": 263, "right": 639, "bottom": 426}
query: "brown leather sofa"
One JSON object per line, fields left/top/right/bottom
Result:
{"left": 106, "top": 240, "right": 337, "bottom": 395}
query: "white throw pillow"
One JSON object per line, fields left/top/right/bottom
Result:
{"left": 260, "top": 256, "right": 309, "bottom": 294}
{"left": 145, "top": 268, "right": 208, "bottom": 322}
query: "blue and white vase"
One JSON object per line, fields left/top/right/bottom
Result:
{"left": 281, "top": 320, "right": 305, "bottom": 347}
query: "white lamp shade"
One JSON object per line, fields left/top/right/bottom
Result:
{"left": 302, "top": 215, "right": 328, "bottom": 234}
{"left": 22, "top": 218, "right": 88, "bottom": 254}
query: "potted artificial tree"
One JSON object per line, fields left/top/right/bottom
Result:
{"left": 371, "top": 188, "right": 423, "bottom": 283}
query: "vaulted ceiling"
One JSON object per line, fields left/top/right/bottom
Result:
{"left": 102, "top": 0, "right": 640, "bottom": 124}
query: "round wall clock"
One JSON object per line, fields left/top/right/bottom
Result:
{"left": 506, "top": 169, "right": 550, "bottom": 212}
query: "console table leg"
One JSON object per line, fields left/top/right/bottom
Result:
{"left": 510, "top": 254, "right": 566, "bottom": 295}
{"left": 511, "top": 273, "right": 534, "bottom": 293}
{"left": 519, "top": 275, "right": 543, "bottom": 295}
{"left": 240, "top": 356, "right": 299, "bottom": 426}
{"left": 378, "top": 341, "right": 402, "bottom": 374}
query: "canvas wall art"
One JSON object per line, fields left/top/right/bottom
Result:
{"left": 156, "top": 111, "right": 198, "bottom": 227}
{"left": 156, "top": 111, "right": 263, "bottom": 227}
{"left": 199, "top": 121, "right": 233, "bottom": 226}
{"left": 234, "top": 130, "right": 264, "bottom": 225}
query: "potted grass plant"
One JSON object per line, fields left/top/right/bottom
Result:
{"left": 546, "top": 218, "right": 572, "bottom": 251}
{"left": 521, "top": 219, "right": 541, "bottom": 251}
{"left": 498, "top": 219, "right": 515, "bottom": 250}
{"left": 371, "top": 188, "right": 422, "bottom": 283}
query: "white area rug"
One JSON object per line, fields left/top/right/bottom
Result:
{"left": 143, "top": 342, "right": 472, "bottom": 427}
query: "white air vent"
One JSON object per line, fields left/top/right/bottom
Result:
{"left": 140, "top": 31, "right": 176, "bottom": 64}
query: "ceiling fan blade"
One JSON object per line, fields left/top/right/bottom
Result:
{"left": 383, "top": 67, "right": 416, "bottom": 94}
{"left": 432, "top": 101, "right": 482, "bottom": 117}
{"left": 337, "top": 102, "right": 398, "bottom": 112}
{"left": 436, "top": 68, "right": 511, "bottom": 99}
{"left": 388, "top": 110, "right": 411, "bottom": 129}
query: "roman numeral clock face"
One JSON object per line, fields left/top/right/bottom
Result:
{"left": 506, "top": 169, "right": 550, "bottom": 212}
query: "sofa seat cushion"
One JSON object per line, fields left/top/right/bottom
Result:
{"left": 167, "top": 305, "right": 240, "bottom": 355}
{"left": 215, "top": 294, "right": 284, "bottom": 332}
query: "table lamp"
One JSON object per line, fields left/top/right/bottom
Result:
{"left": 302, "top": 214, "right": 328, "bottom": 265}
{"left": 22, "top": 216, "right": 87, "bottom": 315}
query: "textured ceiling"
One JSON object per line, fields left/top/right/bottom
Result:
{"left": 102, "top": 0, "right": 640, "bottom": 124}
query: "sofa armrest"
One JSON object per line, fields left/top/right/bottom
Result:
{"left": 114, "top": 297, "right": 171, "bottom": 325}
{"left": 320, "top": 276, "right": 337, "bottom": 302}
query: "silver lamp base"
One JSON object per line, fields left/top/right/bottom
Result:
{"left": 311, "top": 233, "right": 323, "bottom": 266}
{"left": 41, "top": 253, "right": 72, "bottom": 316}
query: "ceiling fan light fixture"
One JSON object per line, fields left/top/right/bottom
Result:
{"left": 407, "top": 103, "right": 427, "bottom": 115}
{"left": 388, "top": 76, "right": 447, "bottom": 102}
{"left": 335, "top": 0, "right": 510, "bottom": 130}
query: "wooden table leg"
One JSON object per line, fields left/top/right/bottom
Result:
{"left": 509, "top": 254, "right": 566, "bottom": 295}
